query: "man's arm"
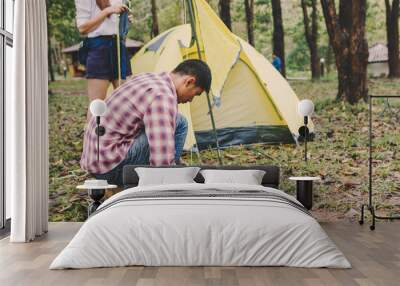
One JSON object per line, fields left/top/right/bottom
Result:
{"left": 76, "top": 4, "right": 128, "bottom": 35}
{"left": 143, "top": 95, "right": 177, "bottom": 166}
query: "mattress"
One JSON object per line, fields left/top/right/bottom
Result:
{"left": 50, "top": 183, "right": 351, "bottom": 269}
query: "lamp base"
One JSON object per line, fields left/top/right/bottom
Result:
{"left": 296, "top": 180, "right": 313, "bottom": 210}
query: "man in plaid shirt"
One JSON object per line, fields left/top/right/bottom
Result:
{"left": 81, "top": 60, "right": 212, "bottom": 186}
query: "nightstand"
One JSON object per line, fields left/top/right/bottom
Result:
{"left": 77, "top": 181, "right": 117, "bottom": 216}
{"left": 289, "top": 177, "right": 321, "bottom": 210}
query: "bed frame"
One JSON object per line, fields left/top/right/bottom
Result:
{"left": 123, "top": 165, "right": 280, "bottom": 189}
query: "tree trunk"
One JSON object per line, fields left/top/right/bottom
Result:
{"left": 385, "top": 0, "right": 400, "bottom": 78}
{"left": 321, "top": 0, "right": 368, "bottom": 104}
{"left": 48, "top": 39, "right": 55, "bottom": 82}
{"left": 271, "top": 0, "right": 286, "bottom": 77}
{"left": 301, "top": 0, "right": 320, "bottom": 79}
{"left": 325, "top": 45, "right": 333, "bottom": 74}
{"left": 219, "top": 0, "right": 232, "bottom": 30}
{"left": 151, "top": 0, "right": 159, "bottom": 37}
{"left": 46, "top": 0, "right": 55, "bottom": 82}
{"left": 244, "top": 0, "right": 254, "bottom": 46}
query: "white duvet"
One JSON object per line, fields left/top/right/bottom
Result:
{"left": 50, "top": 183, "right": 351, "bottom": 269}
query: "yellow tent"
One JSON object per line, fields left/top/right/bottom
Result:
{"left": 131, "top": 0, "right": 313, "bottom": 151}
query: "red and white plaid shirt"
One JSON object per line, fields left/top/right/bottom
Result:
{"left": 81, "top": 72, "right": 178, "bottom": 174}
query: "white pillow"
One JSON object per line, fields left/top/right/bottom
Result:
{"left": 135, "top": 167, "right": 201, "bottom": 186}
{"left": 200, "top": 169, "right": 266, "bottom": 185}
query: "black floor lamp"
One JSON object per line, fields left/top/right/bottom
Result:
{"left": 297, "top": 99, "right": 315, "bottom": 162}
{"left": 90, "top": 99, "right": 107, "bottom": 162}
{"left": 77, "top": 99, "right": 117, "bottom": 216}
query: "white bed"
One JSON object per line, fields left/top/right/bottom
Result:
{"left": 50, "top": 183, "right": 351, "bottom": 269}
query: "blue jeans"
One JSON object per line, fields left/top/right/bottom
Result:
{"left": 95, "top": 113, "right": 188, "bottom": 186}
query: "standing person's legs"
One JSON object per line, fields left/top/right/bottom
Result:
{"left": 88, "top": 79, "right": 110, "bottom": 101}
{"left": 87, "top": 79, "right": 110, "bottom": 121}
{"left": 85, "top": 39, "right": 116, "bottom": 121}
{"left": 111, "top": 79, "right": 126, "bottom": 91}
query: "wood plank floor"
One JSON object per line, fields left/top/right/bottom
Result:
{"left": 0, "top": 222, "right": 399, "bottom": 286}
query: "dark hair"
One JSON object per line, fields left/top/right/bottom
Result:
{"left": 172, "top": 60, "right": 212, "bottom": 93}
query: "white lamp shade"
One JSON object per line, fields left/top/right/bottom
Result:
{"left": 89, "top": 99, "right": 107, "bottom": 117}
{"left": 298, "top": 99, "right": 315, "bottom": 117}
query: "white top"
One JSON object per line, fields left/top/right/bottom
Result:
{"left": 289, "top": 177, "right": 321, "bottom": 181}
{"left": 77, "top": 180, "right": 117, "bottom": 189}
{"left": 77, "top": 184, "right": 117, "bottom": 190}
{"left": 75, "top": 0, "right": 123, "bottom": 38}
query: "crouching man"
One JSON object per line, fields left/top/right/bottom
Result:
{"left": 80, "top": 59, "right": 212, "bottom": 186}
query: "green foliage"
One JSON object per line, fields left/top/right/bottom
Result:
{"left": 47, "top": 0, "right": 80, "bottom": 46}
{"left": 366, "top": 1, "right": 386, "bottom": 44}
{"left": 286, "top": 18, "right": 310, "bottom": 72}
{"left": 128, "top": 0, "right": 183, "bottom": 43}
{"left": 253, "top": 0, "right": 272, "bottom": 55}
{"left": 127, "top": 0, "right": 152, "bottom": 42}
{"left": 158, "top": 1, "right": 183, "bottom": 33}
{"left": 287, "top": 42, "right": 310, "bottom": 72}
{"left": 47, "top": 0, "right": 388, "bottom": 77}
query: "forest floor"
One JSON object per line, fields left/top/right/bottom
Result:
{"left": 49, "top": 77, "right": 400, "bottom": 222}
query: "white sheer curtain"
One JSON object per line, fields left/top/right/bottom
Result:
{"left": 7, "top": 0, "right": 49, "bottom": 242}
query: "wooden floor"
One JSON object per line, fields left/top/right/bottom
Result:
{"left": 0, "top": 222, "right": 399, "bottom": 286}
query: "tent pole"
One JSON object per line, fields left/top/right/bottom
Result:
{"left": 117, "top": 15, "right": 122, "bottom": 87}
{"left": 186, "top": 0, "right": 223, "bottom": 165}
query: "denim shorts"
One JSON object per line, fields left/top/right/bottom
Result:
{"left": 85, "top": 36, "right": 132, "bottom": 81}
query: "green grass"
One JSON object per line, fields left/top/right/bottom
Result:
{"left": 49, "top": 77, "right": 400, "bottom": 222}
{"left": 49, "top": 79, "right": 89, "bottom": 221}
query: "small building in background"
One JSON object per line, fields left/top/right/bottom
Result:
{"left": 368, "top": 43, "right": 389, "bottom": 78}
{"left": 62, "top": 38, "right": 144, "bottom": 78}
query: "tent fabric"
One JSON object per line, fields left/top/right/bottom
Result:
{"left": 195, "top": 126, "right": 295, "bottom": 150}
{"left": 191, "top": 0, "right": 241, "bottom": 98}
{"left": 131, "top": 0, "right": 313, "bottom": 150}
{"left": 189, "top": 59, "right": 285, "bottom": 132}
{"left": 237, "top": 38, "right": 314, "bottom": 137}
{"left": 145, "top": 31, "right": 173, "bottom": 52}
